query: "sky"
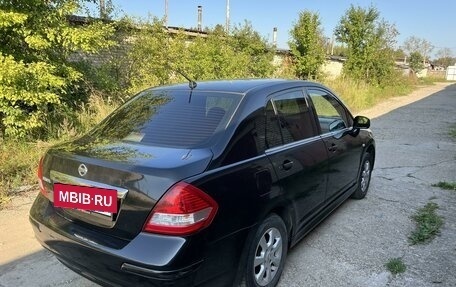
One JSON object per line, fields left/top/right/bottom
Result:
{"left": 98, "top": 0, "right": 456, "bottom": 58}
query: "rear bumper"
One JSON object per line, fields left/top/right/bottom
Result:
{"left": 30, "top": 215, "right": 201, "bottom": 286}
{"left": 29, "top": 194, "right": 248, "bottom": 287}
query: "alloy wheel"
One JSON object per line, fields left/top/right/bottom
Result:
{"left": 253, "top": 227, "right": 283, "bottom": 286}
{"left": 360, "top": 160, "right": 371, "bottom": 193}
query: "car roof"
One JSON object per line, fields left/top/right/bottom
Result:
{"left": 151, "top": 79, "right": 321, "bottom": 94}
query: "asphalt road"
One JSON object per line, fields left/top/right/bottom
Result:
{"left": 0, "top": 83, "right": 455, "bottom": 287}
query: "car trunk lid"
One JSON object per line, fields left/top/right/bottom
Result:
{"left": 41, "top": 138, "right": 213, "bottom": 241}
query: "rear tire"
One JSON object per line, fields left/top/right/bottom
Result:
{"left": 351, "top": 152, "right": 373, "bottom": 199}
{"left": 244, "top": 214, "right": 288, "bottom": 287}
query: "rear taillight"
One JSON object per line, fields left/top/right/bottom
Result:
{"left": 37, "top": 156, "right": 47, "bottom": 196}
{"left": 143, "top": 182, "right": 218, "bottom": 236}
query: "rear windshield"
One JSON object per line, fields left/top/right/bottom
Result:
{"left": 89, "top": 89, "right": 241, "bottom": 148}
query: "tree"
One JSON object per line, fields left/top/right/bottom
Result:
{"left": 402, "top": 36, "right": 433, "bottom": 64}
{"left": 186, "top": 27, "right": 249, "bottom": 80}
{"left": 0, "top": 0, "right": 114, "bottom": 138}
{"left": 393, "top": 48, "right": 406, "bottom": 60}
{"left": 289, "top": 11, "right": 326, "bottom": 79}
{"left": 120, "top": 17, "right": 186, "bottom": 94}
{"left": 332, "top": 44, "right": 349, "bottom": 57}
{"left": 408, "top": 52, "right": 424, "bottom": 75}
{"left": 119, "top": 19, "right": 275, "bottom": 94}
{"left": 435, "top": 48, "right": 455, "bottom": 68}
{"left": 185, "top": 22, "right": 275, "bottom": 81}
{"left": 231, "top": 21, "right": 275, "bottom": 77}
{"left": 402, "top": 36, "right": 421, "bottom": 55}
{"left": 334, "top": 5, "right": 398, "bottom": 84}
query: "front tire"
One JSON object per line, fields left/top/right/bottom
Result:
{"left": 352, "top": 152, "right": 373, "bottom": 199}
{"left": 244, "top": 214, "right": 288, "bottom": 287}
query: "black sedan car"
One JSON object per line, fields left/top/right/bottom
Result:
{"left": 30, "top": 79, "right": 375, "bottom": 287}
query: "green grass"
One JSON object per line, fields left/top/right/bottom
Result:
{"left": 425, "top": 72, "right": 447, "bottom": 83}
{"left": 322, "top": 75, "right": 415, "bottom": 113}
{"left": 46, "top": 94, "right": 117, "bottom": 142}
{"left": 408, "top": 202, "right": 444, "bottom": 245}
{"left": 385, "top": 258, "right": 406, "bottom": 275}
{"left": 0, "top": 140, "right": 50, "bottom": 207}
{"left": 417, "top": 77, "right": 437, "bottom": 85}
{"left": 450, "top": 124, "right": 456, "bottom": 139}
{"left": 433, "top": 181, "right": 456, "bottom": 191}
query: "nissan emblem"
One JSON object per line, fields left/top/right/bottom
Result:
{"left": 78, "top": 164, "right": 88, "bottom": 177}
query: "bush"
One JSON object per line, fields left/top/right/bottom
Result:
{"left": 0, "top": 1, "right": 115, "bottom": 139}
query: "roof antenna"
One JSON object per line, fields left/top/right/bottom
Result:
{"left": 174, "top": 68, "right": 197, "bottom": 103}
{"left": 164, "top": 62, "right": 197, "bottom": 102}
{"left": 165, "top": 62, "right": 197, "bottom": 89}
{"left": 176, "top": 69, "right": 197, "bottom": 90}
{"left": 175, "top": 69, "right": 196, "bottom": 103}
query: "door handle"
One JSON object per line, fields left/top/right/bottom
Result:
{"left": 328, "top": 143, "right": 337, "bottom": 152}
{"left": 282, "top": 160, "right": 293, "bottom": 171}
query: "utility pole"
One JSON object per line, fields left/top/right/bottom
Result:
{"left": 99, "top": 0, "right": 106, "bottom": 19}
{"left": 272, "top": 27, "right": 277, "bottom": 47}
{"left": 164, "top": 0, "right": 168, "bottom": 27}
{"left": 225, "top": 0, "right": 230, "bottom": 33}
{"left": 197, "top": 6, "right": 202, "bottom": 31}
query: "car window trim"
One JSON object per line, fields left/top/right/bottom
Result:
{"left": 204, "top": 152, "right": 271, "bottom": 175}
{"left": 319, "top": 128, "right": 352, "bottom": 140}
{"left": 264, "top": 135, "right": 323, "bottom": 156}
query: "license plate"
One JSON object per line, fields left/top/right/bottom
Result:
{"left": 54, "top": 183, "right": 117, "bottom": 214}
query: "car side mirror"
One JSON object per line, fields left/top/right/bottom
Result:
{"left": 353, "top": 116, "right": 370, "bottom": 129}
{"left": 348, "top": 116, "right": 370, "bottom": 137}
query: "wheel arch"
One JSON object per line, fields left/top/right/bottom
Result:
{"left": 232, "top": 202, "right": 295, "bottom": 286}
{"left": 268, "top": 205, "right": 294, "bottom": 246}
{"left": 365, "top": 142, "right": 376, "bottom": 169}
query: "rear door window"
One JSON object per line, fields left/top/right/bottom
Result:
{"left": 268, "top": 90, "right": 317, "bottom": 145}
{"left": 90, "top": 90, "right": 241, "bottom": 148}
